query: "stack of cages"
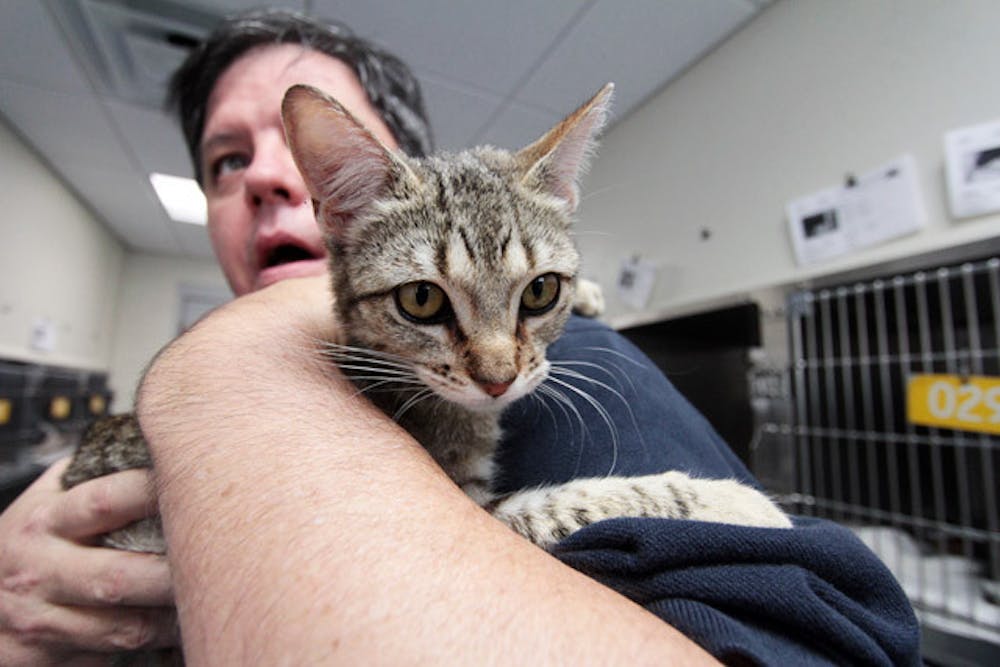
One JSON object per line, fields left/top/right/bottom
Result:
{"left": 36, "top": 366, "right": 86, "bottom": 435}
{"left": 34, "top": 366, "right": 112, "bottom": 443}
{"left": 0, "top": 361, "right": 45, "bottom": 462}
{"left": 752, "top": 255, "right": 1000, "bottom": 663}
{"left": 1, "top": 361, "right": 112, "bottom": 508}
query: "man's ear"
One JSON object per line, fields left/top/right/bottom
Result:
{"left": 282, "top": 84, "right": 416, "bottom": 243}
{"left": 516, "top": 83, "right": 613, "bottom": 213}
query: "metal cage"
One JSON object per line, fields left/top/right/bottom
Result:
{"left": 755, "top": 255, "right": 1000, "bottom": 662}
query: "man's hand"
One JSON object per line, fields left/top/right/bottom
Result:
{"left": 0, "top": 458, "right": 176, "bottom": 666}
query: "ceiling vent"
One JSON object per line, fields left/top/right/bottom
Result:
{"left": 47, "top": 0, "right": 220, "bottom": 108}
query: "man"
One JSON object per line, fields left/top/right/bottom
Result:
{"left": 0, "top": 9, "right": 919, "bottom": 665}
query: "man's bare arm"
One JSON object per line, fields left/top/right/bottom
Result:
{"left": 137, "top": 276, "right": 717, "bottom": 665}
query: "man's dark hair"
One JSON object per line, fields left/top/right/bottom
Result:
{"left": 168, "top": 8, "right": 433, "bottom": 184}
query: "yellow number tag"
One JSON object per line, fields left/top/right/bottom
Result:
{"left": 907, "top": 374, "right": 1000, "bottom": 435}
{"left": 0, "top": 398, "right": 10, "bottom": 425}
{"left": 50, "top": 396, "right": 72, "bottom": 421}
{"left": 88, "top": 394, "right": 106, "bottom": 415}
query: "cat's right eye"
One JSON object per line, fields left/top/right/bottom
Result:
{"left": 395, "top": 282, "right": 452, "bottom": 323}
{"left": 520, "top": 273, "right": 561, "bottom": 315}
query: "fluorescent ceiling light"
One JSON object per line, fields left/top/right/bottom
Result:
{"left": 149, "top": 172, "right": 207, "bottom": 225}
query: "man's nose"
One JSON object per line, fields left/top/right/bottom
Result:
{"left": 244, "top": 135, "right": 309, "bottom": 208}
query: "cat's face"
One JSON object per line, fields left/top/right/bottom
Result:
{"left": 283, "top": 83, "right": 612, "bottom": 411}
{"left": 335, "top": 150, "right": 581, "bottom": 410}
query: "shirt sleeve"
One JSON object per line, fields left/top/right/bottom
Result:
{"left": 497, "top": 316, "right": 921, "bottom": 666}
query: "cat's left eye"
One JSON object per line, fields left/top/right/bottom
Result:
{"left": 520, "top": 274, "right": 561, "bottom": 315}
{"left": 395, "top": 282, "right": 451, "bottom": 323}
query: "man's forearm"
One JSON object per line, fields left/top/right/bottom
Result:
{"left": 137, "top": 278, "right": 716, "bottom": 665}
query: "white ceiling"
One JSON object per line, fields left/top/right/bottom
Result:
{"left": 0, "top": 0, "right": 770, "bottom": 259}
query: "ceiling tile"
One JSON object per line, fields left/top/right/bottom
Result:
{"left": 104, "top": 98, "right": 194, "bottom": 178}
{"left": 515, "top": 0, "right": 757, "bottom": 118}
{"left": 312, "top": 0, "right": 586, "bottom": 94}
{"left": 417, "top": 74, "right": 503, "bottom": 151}
{"left": 0, "top": 80, "right": 133, "bottom": 172}
{"left": 58, "top": 162, "right": 182, "bottom": 254}
{"left": 0, "top": 2, "right": 92, "bottom": 94}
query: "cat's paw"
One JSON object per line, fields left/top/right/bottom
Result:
{"left": 680, "top": 476, "right": 792, "bottom": 529}
{"left": 572, "top": 278, "right": 604, "bottom": 317}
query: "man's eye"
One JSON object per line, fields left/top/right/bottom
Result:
{"left": 211, "top": 153, "right": 250, "bottom": 179}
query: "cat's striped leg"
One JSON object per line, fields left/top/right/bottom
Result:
{"left": 489, "top": 471, "right": 791, "bottom": 548}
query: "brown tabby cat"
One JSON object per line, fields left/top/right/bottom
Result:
{"left": 63, "top": 83, "right": 789, "bottom": 561}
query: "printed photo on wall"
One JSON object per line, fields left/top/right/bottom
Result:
{"left": 945, "top": 118, "right": 1000, "bottom": 219}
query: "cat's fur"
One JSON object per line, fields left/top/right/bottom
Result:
{"left": 63, "top": 83, "right": 789, "bottom": 561}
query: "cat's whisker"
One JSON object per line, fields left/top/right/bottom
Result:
{"left": 336, "top": 363, "right": 419, "bottom": 378}
{"left": 544, "top": 375, "right": 619, "bottom": 476}
{"left": 321, "top": 341, "right": 411, "bottom": 358}
{"left": 556, "top": 359, "right": 635, "bottom": 391}
{"left": 575, "top": 349, "right": 654, "bottom": 456}
{"left": 528, "top": 390, "right": 560, "bottom": 433}
{"left": 392, "top": 388, "right": 438, "bottom": 422}
{"left": 581, "top": 346, "right": 651, "bottom": 370}
{"left": 536, "top": 384, "right": 592, "bottom": 478}
{"left": 533, "top": 384, "right": 572, "bottom": 434}
{"left": 538, "top": 383, "right": 594, "bottom": 447}
{"left": 319, "top": 350, "right": 416, "bottom": 372}
{"left": 549, "top": 366, "right": 631, "bottom": 408}
{"left": 550, "top": 363, "right": 646, "bottom": 463}
{"left": 320, "top": 342, "right": 415, "bottom": 363}
{"left": 322, "top": 356, "right": 415, "bottom": 374}
{"left": 550, "top": 359, "right": 631, "bottom": 393}
{"left": 347, "top": 379, "right": 393, "bottom": 399}
{"left": 345, "top": 376, "right": 425, "bottom": 386}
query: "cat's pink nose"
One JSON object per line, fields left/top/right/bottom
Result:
{"left": 479, "top": 380, "right": 513, "bottom": 397}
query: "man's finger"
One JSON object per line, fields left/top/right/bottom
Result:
{"left": 45, "top": 544, "right": 173, "bottom": 608}
{"left": 51, "top": 468, "right": 159, "bottom": 541}
{"left": 64, "top": 605, "right": 179, "bottom": 653}
{"left": 5, "top": 589, "right": 178, "bottom": 654}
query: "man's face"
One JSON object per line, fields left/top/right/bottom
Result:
{"left": 201, "top": 44, "right": 399, "bottom": 295}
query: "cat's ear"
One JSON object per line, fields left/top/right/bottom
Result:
{"left": 517, "top": 83, "right": 613, "bottom": 212}
{"left": 282, "top": 84, "right": 417, "bottom": 242}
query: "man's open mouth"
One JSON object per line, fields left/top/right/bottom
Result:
{"left": 263, "top": 243, "right": 318, "bottom": 268}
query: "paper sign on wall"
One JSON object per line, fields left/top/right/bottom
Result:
{"left": 617, "top": 256, "right": 657, "bottom": 309}
{"left": 944, "top": 118, "right": 1000, "bottom": 219}
{"left": 786, "top": 154, "right": 927, "bottom": 266}
{"left": 30, "top": 317, "right": 57, "bottom": 352}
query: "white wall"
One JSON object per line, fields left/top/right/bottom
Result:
{"left": 108, "top": 252, "right": 228, "bottom": 411}
{"left": 578, "top": 0, "right": 1000, "bottom": 328}
{"left": 0, "top": 116, "right": 227, "bottom": 410}
{"left": 0, "top": 118, "right": 124, "bottom": 369}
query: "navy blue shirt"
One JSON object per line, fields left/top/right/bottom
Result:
{"left": 498, "top": 316, "right": 920, "bottom": 666}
